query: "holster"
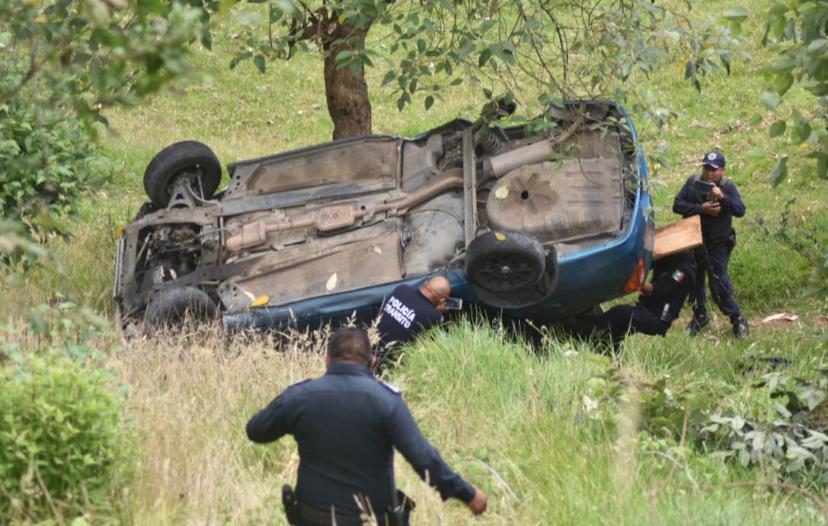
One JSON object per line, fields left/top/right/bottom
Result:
{"left": 282, "top": 485, "right": 301, "bottom": 525}
{"left": 385, "top": 489, "right": 416, "bottom": 526}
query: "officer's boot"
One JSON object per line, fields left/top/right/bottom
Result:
{"left": 732, "top": 315, "right": 749, "bottom": 339}
{"left": 687, "top": 312, "right": 710, "bottom": 337}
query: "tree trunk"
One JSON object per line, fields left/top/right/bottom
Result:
{"left": 323, "top": 26, "right": 372, "bottom": 139}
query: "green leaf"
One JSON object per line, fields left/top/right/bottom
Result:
{"left": 381, "top": 71, "right": 396, "bottom": 87}
{"left": 773, "top": 72, "right": 794, "bottom": 95}
{"left": 808, "top": 39, "right": 828, "bottom": 54}
{"left": 818, "top": 156, "right": 828, "bottom": 179}
{"left": 769, "top": 155, "right": 788, "bottom": 186}
{"left": 424, "top": 95, "right": 434, "bottom": 111}
{"left": 478, "top": 48, "right": 492, "bottom": 68}
{"left": 335, "top": 50, "right": 352, "bottom": 64}
{"left": 761, "top": 91, "right": 781, "bottom": 109}
{"left": 254, "top": 54, "right": 266, "bottom": 74}
{"left": 769, "top": 120, "right": 786, "bottom": 138}
{"left": 791, "top": 118, "right": 811, "bottom": 145}
{"left": 724, "top": 7, "right": 749, "bottom": 22}
{"left": 229, "top": 51, "right": 253, "bottom": 69}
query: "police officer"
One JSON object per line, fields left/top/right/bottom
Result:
{"left": 375, "top": 276, "right": 451, "bottom": 364}
{"left": 246, "top": 327, "right": 488, "bottom": 526}
{"left": 673, "top": 150, "right": 748, "bottom": 339}
{"left": 566, "top": 250, "right": 696, "bottom": 352}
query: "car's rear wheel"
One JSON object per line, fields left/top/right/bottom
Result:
{"left": 465, "top": 230, "right": 557, "bottom": 308}
{"left": 143, "top": 141, "right": 221, "bottom": 209}
{"left": 143, "top": 286, "right": 218, "bottom": 329}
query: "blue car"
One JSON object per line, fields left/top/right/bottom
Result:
{"left": 114, "top": 100, "right": 653, "bottom": 333}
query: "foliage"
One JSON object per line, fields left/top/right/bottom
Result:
{"left": 0, "top": 354, "right": 131, "bottom": 521}
{"left": 0, "top": 301, "right": 126, "bottom": 521}
{"left": 0, "top": 100, "right": 111, "bottom": 241}
{"left": 589, "top": 367, "right": 828, "bottom": 484}
{"left": 0, "top": 219, "right": 46, "bottom": 263}
{"left": 0, "top": 300, "right": 113, "bottom": 365}
{"left": 757, "top": 1, "right": 828, "bottom": 183}
{"left": 585, "top": 368, "right": 732, "bottom": 442}
{"left": 223, "top": 0, "right": 741, "bottom": 128}
{"left": 752, "top": 1, "right": 828, "bottom": 302}
{"left": 702, "top": 373, "right": 828, "bottom": 481}
{"left": 748, "top": 198, "right": 828, "bottom": 307}
{"left": 0, "top": 0, "right": 204, "bottom": 125}
{"left": 0, "top": 0, "right": 205, "bottom": 243}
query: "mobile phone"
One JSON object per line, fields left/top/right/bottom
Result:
{"left": 443, "top": 297, "right": 463, "bottom": 310}
{"left": 693, "top": 179, "right": 715, "bottom": 194}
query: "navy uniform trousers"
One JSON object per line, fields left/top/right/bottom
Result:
{"left": 692, "top": 238, "right": 740, "bottom": 322}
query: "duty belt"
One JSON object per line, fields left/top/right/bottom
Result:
{"left": 298, "top": 503, "right": 365, "bottom": 526}
{"left": 282, "top": 484, "right": 413, "bottom": 526}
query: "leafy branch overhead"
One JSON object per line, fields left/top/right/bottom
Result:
{"left": 756, "top": 1, "right": 828, "bottom": 183}
{"left": 0, "top": 0, "right": 205, "bottom": 243}
{"left": 222, "top": 0, "right": 742, "bottom": 137}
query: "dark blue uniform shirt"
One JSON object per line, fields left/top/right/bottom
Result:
{"left": 673, "top": 175, "right": 746, "bottom": 242}
{"left": 377, "top": 284, "right": 443, "bottom": 348}
{"left": 637, "top": 250, "right": 696, "bottom": 323}
{"left": 246, "top": 363, "right": 475, "bottom": 516}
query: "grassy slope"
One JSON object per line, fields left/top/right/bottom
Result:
{"left": 3, "top": 0, "right": 828, "bottom": 523}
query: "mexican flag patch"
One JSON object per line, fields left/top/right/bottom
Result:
{"left": 672, "top": 270, "right": 686, "bottom": 283}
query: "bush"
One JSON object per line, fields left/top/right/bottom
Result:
{"left": 0, "top": 99, "right": 111, "bottom": 241}
{"left": 0, "top": 353, "right": 132, "bottom": 521}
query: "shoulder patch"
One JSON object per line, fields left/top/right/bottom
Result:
{"left": 287, "top": 378, "right": 312, "bottom": 389}
{"left": 380, "top": 381, "right": 402, "bottom": 395}
{"left": 672, "top": 270, "right": 686, "bottom": 283}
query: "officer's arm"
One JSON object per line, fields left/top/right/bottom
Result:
{"left": 647, "top": 272, "right": 682, "bottom": 301}
{"left": 720, "top": 182, "right": 746, "bottom": 217}
{"left": 387, "top": 398, "right": 476, "bottom": 503}
{"left": 648, "top": 260, "right": 694, "bottom": 301}
{"left": 672, "top": 180, "right": 700, "bottom": 217}
{"left": 246, "top": 391, "right": 293, "bottom": 444}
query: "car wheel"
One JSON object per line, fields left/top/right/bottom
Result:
{"left": 143, "top": 287, "right": 218, "bottom": 329}
{"left": 465, "top": 230, "right": 557, "bottom": 307}
{"left": 143, "top": 141, "right": 221, "bottom": 209}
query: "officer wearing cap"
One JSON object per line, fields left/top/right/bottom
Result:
{"left": 566, "top": 250, "right": 696, "bottom": 352}
{"left": 246, "top": 327, "right": 488, "bottom": 526}
{"left": 673, "top": 150, "right": 749, "bottom": 339}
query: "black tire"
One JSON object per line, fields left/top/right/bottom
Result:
{"left": 143, "top": 287, "right": 218, "bottom": 329}
{"left": 143, "top": 141, "right": 221, "bottom": 208}
{"left": 465, "top": 230, "right": 558, "bottom": 308}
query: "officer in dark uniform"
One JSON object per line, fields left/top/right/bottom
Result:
{"left": 246, "top": 327, "right": 487, "bottom": 526}
{"left": 375, "top": 276, "right": 451, "bottom": 365}
{"left": 673, "top": 150, "right": 748, "bottom": 338}
{"left": 566, "top": 250, "right": 696, "bottom": 353}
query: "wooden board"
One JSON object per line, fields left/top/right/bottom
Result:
{"left": 653, "top": 215, "right": 702, "bottom": 260}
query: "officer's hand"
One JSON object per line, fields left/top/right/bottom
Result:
{"left": 640, "top": 282, "right": 654, "bottom": 296}
{"left": 467, "top": 489, "right": 488, "bottom": 515}
{"left": 700, "top": 201, "right": 721, "bottom": 217}
{"left": 709, "top": 186, "right": 724, "bottom": 201}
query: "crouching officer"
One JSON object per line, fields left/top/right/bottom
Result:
{"left": 246, "top": 327, "right": 488, "bottom": 526}
{"left": 375, "top": 275, "right": 452, "bottom": 368}
{"left": 566, "top": 250, "right": 696, "bottom": 353}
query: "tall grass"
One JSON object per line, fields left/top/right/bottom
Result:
{"left": 108, "top": 320, "right": 826, "bottom": 525}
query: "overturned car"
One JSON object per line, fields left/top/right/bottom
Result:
{"left": 113, "top": 100, "right": 654, "bottom": 333}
